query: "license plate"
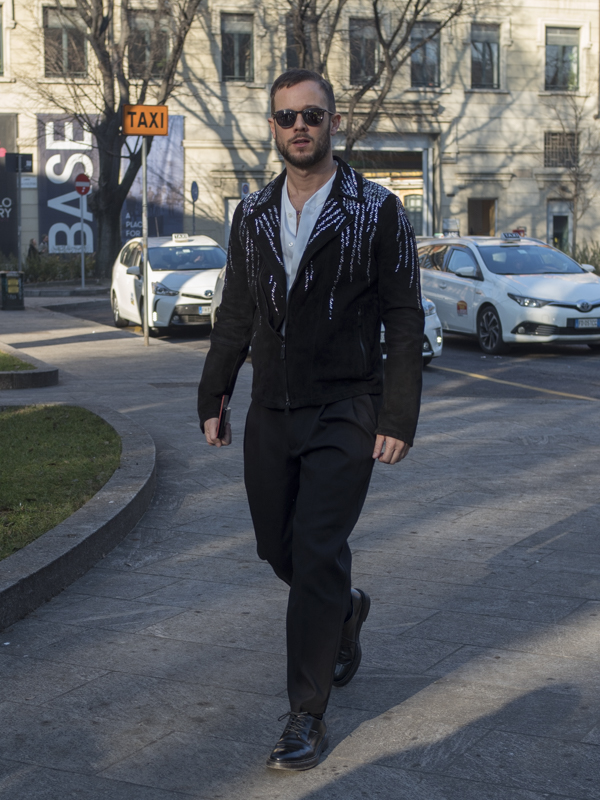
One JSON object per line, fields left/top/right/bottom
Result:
{"left": 575, "top": 318, "right": 600, "bottom": 328}
{"left": 198, "top": 305, "right": 208, "bottom": 315}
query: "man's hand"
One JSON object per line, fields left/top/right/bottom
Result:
{"left": 204, "top": 417, "right": 232, "bottom": 447}
{"left": 372, "top": 434, "right": 410, "bottom": 464}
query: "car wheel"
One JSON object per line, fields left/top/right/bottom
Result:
{"left": 477, "top": 305, "right": 509, "bottom": 355}
{"left": 423, "top": 356, "right": 433, "bottom": 366}
{"left": 111, "top": 292, "right": 129, "bottom": 328}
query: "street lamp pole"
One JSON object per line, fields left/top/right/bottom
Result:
{"left": 122, "top": 104, "right": 169, "bottom": 348}
{"left": 142, "top": 136, "right": 149, "bottom": 347}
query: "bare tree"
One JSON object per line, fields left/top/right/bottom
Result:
{"left": 543, "top": 93, "right": 600, "bottom": 256}
{"left": 286, "top": 0, "right": 464, "bottom": 159}
{"left": 30, "top": 0, "right": 203, "bottom": 277}
{"left": 286, "top": 0, "right": 348, "bottom": 75}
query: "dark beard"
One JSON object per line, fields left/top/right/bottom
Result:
{"left": 275, "top": 127, "right": 331, "bottom": 168}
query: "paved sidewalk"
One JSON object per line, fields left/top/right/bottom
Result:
{"left": 1, "top": 303, "right": 600, "bottom": 799}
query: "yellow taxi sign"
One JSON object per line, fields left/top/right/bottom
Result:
{"left": 123, "top": 105, "right": 169, "bottom": 136}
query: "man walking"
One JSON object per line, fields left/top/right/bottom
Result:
{"left": 198, "top": 68, "right": 424, "bottom": 770}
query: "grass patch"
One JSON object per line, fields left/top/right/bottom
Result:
{"left": 0, "top": 351, "right": 36, "bottom": 372}
{"left": 0, "top": 405, "right": 121, "bottom": 561}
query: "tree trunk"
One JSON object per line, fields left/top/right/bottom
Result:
{"left": 572, "top": 194, "right": 578, "bottom": 258}
{"left": 95, "top": 208, "right": 124, "bottom": 281}
{"left": 303, "top": 0, "right": 321, "bottom": 71}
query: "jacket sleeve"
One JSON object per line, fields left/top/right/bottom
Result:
{"left": 197, "top": 202, "right": 257, "bottom": 430}
{"left": 374, "top": 194, "right": 425, "bottom": 446}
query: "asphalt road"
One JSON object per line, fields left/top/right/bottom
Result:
{"left": 45, "top": 299, "right": 600, "bottom": 403}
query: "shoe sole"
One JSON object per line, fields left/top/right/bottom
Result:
{"left": 265, "top": 736, "right": 329, "bottom": 771}
{"left": 332, "top": 590, "right": 371, "bottom": 688}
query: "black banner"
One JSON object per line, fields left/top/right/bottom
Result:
{"left": 0, "top": 114, "right": 18, "bottom": 259}
{"left": 121, "top": 115, "right": 184, "bottom": 243}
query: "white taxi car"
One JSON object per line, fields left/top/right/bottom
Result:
{"left": 418, "top": 233, "right": 600, "bottom": 354}
{"left": 211, "top": 266, "right": 443, "bottom": 365}
{"left": 110, "top": 234, "right": 226, "bottom": 331}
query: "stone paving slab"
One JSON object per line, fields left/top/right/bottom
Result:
{"left": 1, "top": 305, "right": 600, "bottom": 799}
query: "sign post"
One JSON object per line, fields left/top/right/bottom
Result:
{"left": 191, "top": 181, "right": 198, "bottom": 235}
{"left": 74, "top": 173, "right": 91, "bottom": 289}
{"left": 123, "top": 105, "right": 169, "bottom": 346}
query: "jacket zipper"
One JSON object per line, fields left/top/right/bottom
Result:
{"left": 358, "top": 306, "right": 368, "bottom": 374}
{"left": 281, "top": 258, "right": 306, "bottom": 415}
{"left": 280, "top": 336, "right": 290, "bottom": 413}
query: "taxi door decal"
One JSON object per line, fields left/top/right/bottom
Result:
{"left": 457, "top": 300, "right": 468, "bottom": 316}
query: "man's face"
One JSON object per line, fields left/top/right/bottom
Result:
{"left": 269, "top": 81, "right": 341, "bottom": 170}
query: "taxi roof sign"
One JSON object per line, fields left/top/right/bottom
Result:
{"left": 501, "top": 232, "right": 521, "bottom": 240}
{"left": 172, "top": 233, "right": 190, "bottom": 242}
{"left": 123, "top": 105, "right": 169, "bottom": 136}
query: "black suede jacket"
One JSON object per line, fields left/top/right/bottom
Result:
{"left": 198, "top": 158, "right": 425, "bottom": 445}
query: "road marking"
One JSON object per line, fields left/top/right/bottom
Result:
{"left": 430, "top": 365, "right": 600, "bottom": 402}
{"left": 527, "top": 530, "right": 572, "bottom": 552}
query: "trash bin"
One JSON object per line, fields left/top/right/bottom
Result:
{"left": 0, "top": 271, "right": 25, "bottom": 310}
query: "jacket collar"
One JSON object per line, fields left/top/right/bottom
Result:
{"left": 247, "top": 157, "right": 363, "bottom": 215}
{"left": 245, "top": 157, "right": 361, "bottom": 282}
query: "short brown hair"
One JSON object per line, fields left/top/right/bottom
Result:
{"left": 270, "top": 69, "right": 336, "bottom": 115}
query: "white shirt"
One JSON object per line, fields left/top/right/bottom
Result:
{"left": 280, "top": 169, "right": 337, "bottom": 296}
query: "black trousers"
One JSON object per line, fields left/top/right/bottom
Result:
{"left": 243, "top": 395, "right": 379, "bottom": 715}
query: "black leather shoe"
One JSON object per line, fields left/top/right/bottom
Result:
{"left": 266, "top": 712, "right": 328, "bottom": 771}
{"left": 333, "top": 587, "right": 370, "bottom": 688}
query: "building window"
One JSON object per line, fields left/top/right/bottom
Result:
{"left": 545, "top": 27, "right": 579, "bottom": 90}
{"left": 471, "top": 23, "right": 499, "bottom": 89}
{"left": 404, "top": 194, "right": 423, "bottom": 236}
{"left": 544, "top": 132, "right": 578, "bottom": 167}
{"left": 286, "top": 14, "right": 300, "bottom": 69}
{"left": 128, "top": 12, "right": 169, "bottom": 79}
{"left": 43, "top": 7, "right": 87, "bottom": 77}
{"left": 349, "top": 18, "right": 377, "bottom": 85}
{"left": 221, "top": 14, "right": 253, "bottom": 82}
{"left": 411, "top": 22, "right": 440, "bottom": 88}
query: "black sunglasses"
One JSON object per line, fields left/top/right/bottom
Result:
{"left": 273, "top": 107, "right": 334, "bottom": 129}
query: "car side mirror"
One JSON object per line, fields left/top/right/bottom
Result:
{"left": 454, "top": 265, "right": 477, "bottom": 278}
{"left": 126, "top": 265, "right": 141, "bottom": 277}
{"left": 580, "top": 263, "right": 596, "bottom": 273}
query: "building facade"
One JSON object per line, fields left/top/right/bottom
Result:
{"left": 0, "top": 0, "right": 599, "bottom": 262}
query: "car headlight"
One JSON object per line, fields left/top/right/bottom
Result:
{"left": 423, "top": 298, "right": 437, "bottom": 317}
{"left": 507, "top": 293, "right": 551, "bottom": 308}
{"left": 151, "top": 282, "right": 178, "bottom": 296}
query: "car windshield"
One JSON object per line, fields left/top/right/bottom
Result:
{"left": 477, "top": 244, "right": 583, "bottom": 275}
{"left": 149, "top": 245, "right": 226, "bottom": 271}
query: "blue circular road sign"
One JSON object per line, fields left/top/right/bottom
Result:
{"left": 191, "top": 181, "right": 199, "bottom": 202}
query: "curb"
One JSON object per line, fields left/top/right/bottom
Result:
{"left": 0, "top": 403, "right": 156, "bottom": 630}
{"left": 0, "top": 340, "right": 59, "bottom": 390}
